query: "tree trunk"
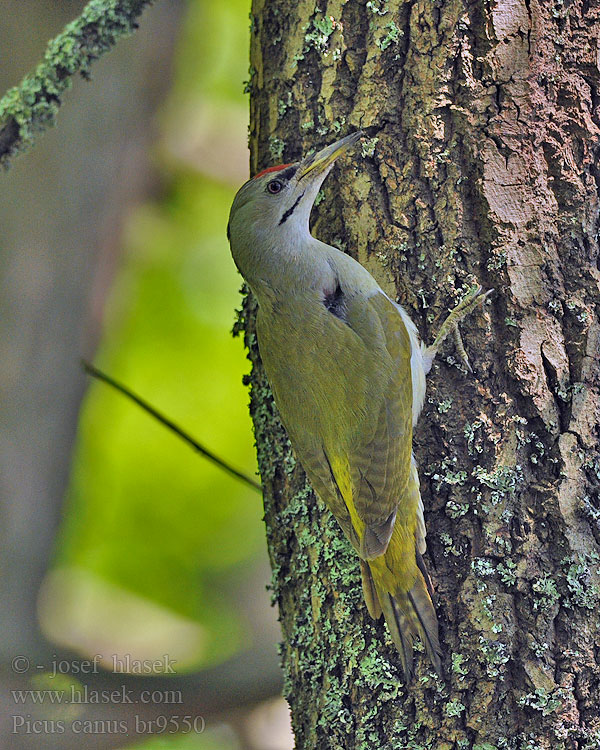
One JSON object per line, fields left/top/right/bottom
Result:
{"left": 242, "top": 0, "right": 600, "bottom": 747}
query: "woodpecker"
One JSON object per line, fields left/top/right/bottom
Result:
{"left": 228, "top": 132, "right": 487, "bottom": 679}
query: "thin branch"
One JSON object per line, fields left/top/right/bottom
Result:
{"left": 82, "top": 360, "right": 263, "bottom": 493}
{"left": 0, "top": 0, "right": 155, "bottom": 168}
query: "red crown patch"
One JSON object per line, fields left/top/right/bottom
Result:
{"left": 253, "top": 163, "right": 293, "bottom": 179}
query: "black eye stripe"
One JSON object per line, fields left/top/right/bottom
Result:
{"left": 277, "top": 164, "right": 298, "bottom": 181}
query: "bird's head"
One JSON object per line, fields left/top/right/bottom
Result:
{"left": 227, "top": 132, "right": 363, "bottom": 282}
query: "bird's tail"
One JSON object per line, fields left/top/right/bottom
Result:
{"left": 360, "top": 558, "right": 442, "bottom": 680}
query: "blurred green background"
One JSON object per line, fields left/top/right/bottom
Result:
{"left": 56, "top": 0, "right": 260, "bottom": 659}
{"left": 0, "top": 0, "right": 290, "bottom": 748}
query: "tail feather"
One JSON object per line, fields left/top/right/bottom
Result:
{"left": 380, "top": 592, "right": 414, "bottom": 679}
{"left": 407, "top": 585, "right": 442, "bottom": 676}
{"left": 416, "top": 549, "right": 434, "bottom": 598}
{"left": 370, "top": 566, "right": 442, "bottom": 680}
{"left": 360, "top": 559, "right": 382, "bottom": 619}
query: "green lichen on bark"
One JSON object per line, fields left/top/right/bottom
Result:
{"left": 0, "top": 0, "right": 153, "bottom": 168}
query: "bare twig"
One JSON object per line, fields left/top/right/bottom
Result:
{"left": 82, "top": 360, "right": 262, "bottom": 493}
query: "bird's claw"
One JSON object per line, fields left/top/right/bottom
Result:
{"left": 425, "top": 284, "right": 493, "bottom": 371}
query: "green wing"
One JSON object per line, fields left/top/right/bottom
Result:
{"left": 343, "top": 292, "right": 414, "bottom": 559}
{"left": 257, "top": 288, "right": 415, "bottom": 560}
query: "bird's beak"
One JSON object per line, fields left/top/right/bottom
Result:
{"left": 297, "top": 131, "right": 363, "bottom": 180}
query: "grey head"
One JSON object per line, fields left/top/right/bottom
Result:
{"left": 227, "top": 132, "right": 363, "bottom": 288}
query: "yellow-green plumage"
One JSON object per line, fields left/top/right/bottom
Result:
{"left": 257, "top": 271, "right": 441, "bottom": 678}
{"left": 227, "top": 133, "right": 443, "bottom": 679}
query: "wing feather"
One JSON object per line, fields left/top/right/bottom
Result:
{"left": 257, "top": 288, "right": 415, "bottom": 558}
{"left": 344, "top": 292, "right": 414, "bottom": 556}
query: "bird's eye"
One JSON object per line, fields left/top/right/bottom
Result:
{"left": 267, "top": 179, "right": 283, "bottom": 194}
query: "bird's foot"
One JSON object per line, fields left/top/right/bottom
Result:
{"left": 423, "top": 284, "right": 492, "bottom": 373}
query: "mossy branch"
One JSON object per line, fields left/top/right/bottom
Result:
{"left": 0, "top": 0, "right": 154, "bottom": 169}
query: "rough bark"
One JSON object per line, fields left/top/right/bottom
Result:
{"left": 241, "top": 0, "right": 600, "bottom": 747}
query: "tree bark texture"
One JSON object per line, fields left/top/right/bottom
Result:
{"left": 241, "top": 0, "right": 600, "bottom": 747}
